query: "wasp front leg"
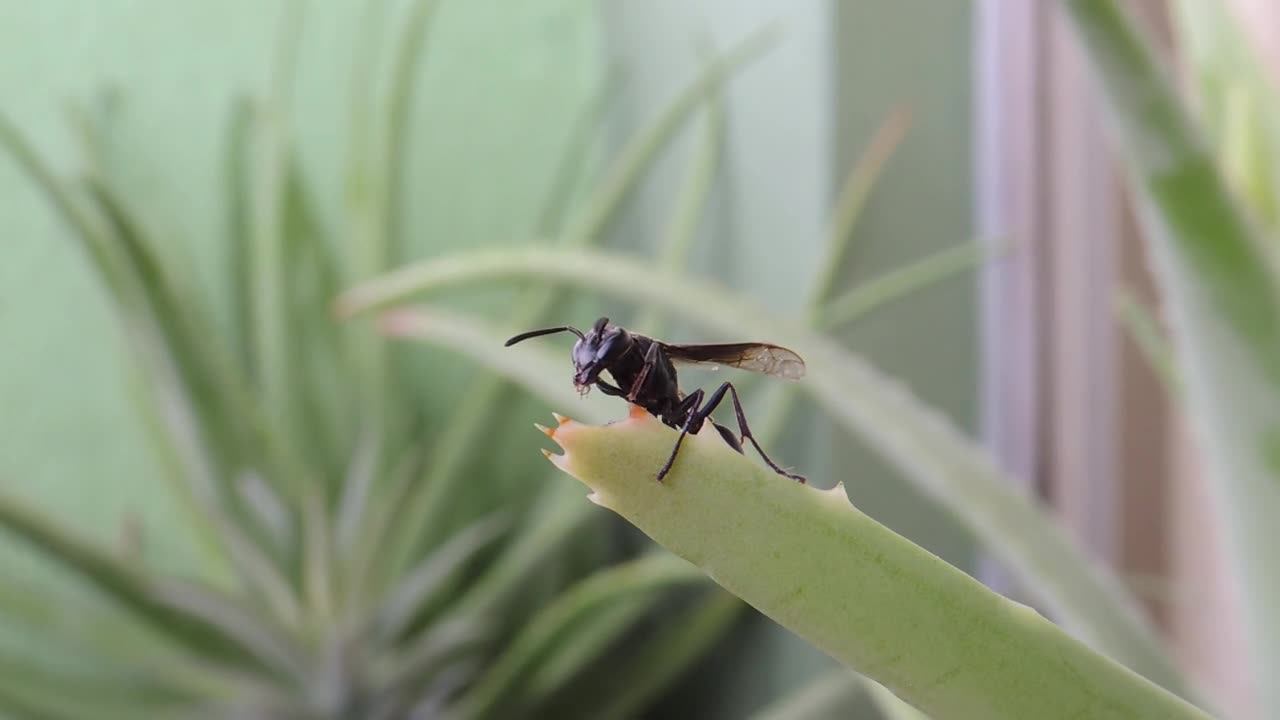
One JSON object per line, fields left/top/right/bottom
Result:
{"left": 656, "top": 388, "right": 705, "bottom": 482}
{"left": 626, "top": 342, "right": 661, "bottom": 403}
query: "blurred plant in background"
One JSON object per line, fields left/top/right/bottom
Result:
{"left": 0, "top": 0, "right": 1001, "bottom": 713}
{"left": 1172, "top": 0, "right": 1280, "bottom": 236}
{"left": 0, "top": 1, "right": 768, "bottom": 716}
{"left": 1068, "top": 0, "right": 1280, "bottom": 714}
{"left": 0, "top": 0, "right": 982, "bottom": 713}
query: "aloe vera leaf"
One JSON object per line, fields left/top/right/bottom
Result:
{"left": 537, "top": 411, "right": 1208, "bottom": 720}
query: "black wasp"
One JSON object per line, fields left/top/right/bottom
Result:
{"left": 505, "top": 317, "right": 806, "bottom": 483}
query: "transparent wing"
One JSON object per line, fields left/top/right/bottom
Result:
{"left": 659, "top": 342, "right": 806, "bottom": 380}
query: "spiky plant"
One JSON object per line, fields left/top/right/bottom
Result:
{"left": 0, "top": 4, "right": 785, "bottom": 717}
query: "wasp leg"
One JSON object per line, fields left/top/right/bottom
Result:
{"left": 595, "top": 379, "right": 626, "bottom": 397}
{"left": 693, "top": 382, "right": 806, "bottom": 484}
{"left": 656, "top": 389, "right": 704, "bottom": 482}
{"left": 626, "top": 342, "right": 661, "bottom": 402}
{"left": 711, "top": 421, "right": 744, "bottom": 453}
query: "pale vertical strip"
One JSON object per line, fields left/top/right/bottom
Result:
{"left": 973, "top": 0, "right": 1046, "bottom": 592}
{"left": 1044, "top": 11, "right": 1120, "bottom": 563}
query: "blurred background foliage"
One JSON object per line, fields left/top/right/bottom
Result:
{"left": 0, "top": 1, "right": 977, "bottom": 718}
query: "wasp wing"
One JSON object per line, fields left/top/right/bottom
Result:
{"left": 659, "top": 342, "right": 806, "bottom": 380}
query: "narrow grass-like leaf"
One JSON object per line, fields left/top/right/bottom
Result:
{"left": 753, "top": 239, "right": 996, "bottom": 452}
{"left": 1115, "top": 290, "right": 1179, "bottom": 394}
{"left": 581, "top": 589, "right": 742, "bottom": 720}
{"left": 224, "top": 98, "right": 257, "bottom": 376}
{"left": 1170, "top": 0, "right": 1280, "bottom": 230}
{"left": 126, "top": 361, "right": 237, "bottom": 582}
{"left": 558, "top": 24, "right": 780, "bottom": 245}
{"left": 341, "top": 442, "right": 424, "bottom": 611}
{"left": 534, "top": 67, "right": 625, "bottom": 238}
{"left": 0, "top": 650, "right": 195, "bottom": 719}
{"left": 448, "top": 554, "right": 705, "bottom": 720}
{"left": 237, "top": 471, "right": 292, "bottom": 554}
{"left": 1062, "top": 0, "right": 1280, "bottom": 704}
{"left": 383, "top": 0, "right": 442, "bottom": 256}
{"left": 246, "top": 101, "right": 298, "bottom": 491}
{"left": 540, "top": 412, "right": 1209, "bottom": 720}
{"left": 205, "top": 507, "right": 302, "bottom": 629}
{"left": 245, "top": 0, "right": 308, "bottom": 478}
{"left": 300, "top": 489, "right": 337, "bottom": 627}
{"left": 520, "top": 594, "right": 652, "bottom": 699}
{"left": 373, "top": 616, "right": 487, "bottom": 708}
{"left": 0, "top": 114, "right": 127, "bottom": 299}
{"left": 0, "top": 682, "right": 120, "bottom": 720}
{"left": 448, "top": 480, "right": 597, "bottom": 629}
{"left": 282, "top": 160, "right": 351, "bottom": 479}
{"left": 340, "top": 0, "right": 441, "bottom": 464}
{"left": 362, "top": 305, "right": 613, "bottom": 629}
{"left": 335, "top": 427, "right": 380, "bottom": 563}
{"left": 374, "top": 511, "right": 510, "bottom": 643}
{"left": 821, "top": 239, "right": 994, "bottom": 328}
{"left": 809, "top": 106, "right": 912, "bottom": 309}
{"left": 0, "top": 492, "right": 282, "bottom": 674}
{"left": 149, "top": 579, "right": 308, "bottom": 682}
{"left": 339, "top": 0, "right": 395, "bottom": 468}
{"left": 368, "top": 305, "right": 612, "bottom": 577}
{"left": 84, "top": 180, "right": 247, "bottom": 462}
{"left": 750, "top": 668, "right": 864, "bottom": 720}
{"left": 635, "top": 56, "right": 726, "bottom": 333}
{"left": 377, "top": 308, "right": 615, "bottom": 424}
{"left": 85, "top": 179, "right": 305, "bottom": 545}
{"left": 336, "top": 248, "right": 1191, "bottom": 697}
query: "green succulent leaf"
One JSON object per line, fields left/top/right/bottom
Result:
{"left": 537, "top": 412, "right": 1209, "bottom": 720}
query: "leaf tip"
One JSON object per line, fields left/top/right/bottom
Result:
{"left": 331, "top": 293, "right": 357, "bottom": 320}
{"left": 539, "top": 446, "right": 566, "bottom": 467}
{"left": 377, "top": 308, "right": 418, "bottom": 337}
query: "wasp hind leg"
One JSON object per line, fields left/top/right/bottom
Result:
{"left": 711, "top": 422, "right": 743, "bottom": 453}
{"left": 656, "top": 383, "right": 804, "bottom": 484}
{"left": 693, "top": 382, "right": 805, "bottom": 484}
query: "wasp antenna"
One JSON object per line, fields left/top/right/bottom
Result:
{"left": 505, "top": 325, "right": 584, "bottom": 346}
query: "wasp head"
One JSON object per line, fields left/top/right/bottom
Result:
{"left": 571, "top": 317, "right": 629, "bottom": 392}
